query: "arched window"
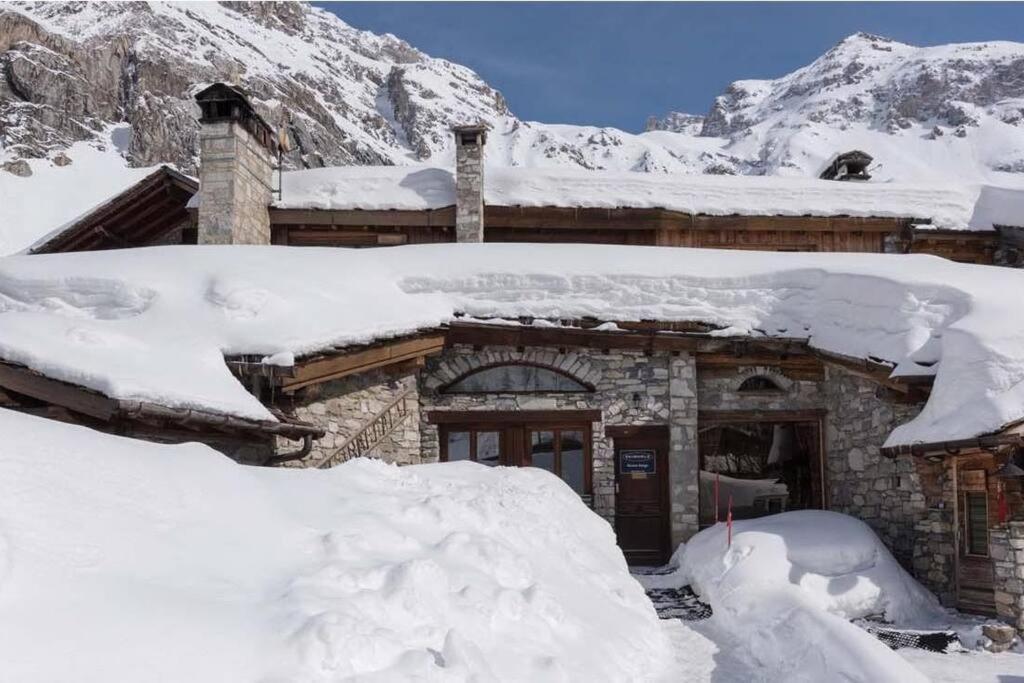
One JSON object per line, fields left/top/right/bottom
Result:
{"left": 737, "top": 375, "right": 783, "bottom": 393}
{"left": 442, "top": 363, "right": 591, "bottom": 394}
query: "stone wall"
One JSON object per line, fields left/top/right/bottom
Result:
{"left": 991, "top": 522, "right": 1024, "bottom": 630}
{"left": 420, "top": 344, "right": 699, "bottom": 541}
{"left": 197, "top": 120, "right": 273, "bottom": 245}
{"left": 820, "top": 366, "right": 956, "bottom": 597}
{"left": 696, "top": 364, "right": 825, "bottom": 411}
{"left": 275, "top": 369, "right": 421, "bottom": 468}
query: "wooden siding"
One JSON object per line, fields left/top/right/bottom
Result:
{"left": 271, "top": 205, "right": 917, "bottom": 254}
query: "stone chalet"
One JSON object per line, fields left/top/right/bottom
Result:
{"left": 6, "top": 83, "right": 1024, "bottom": 631}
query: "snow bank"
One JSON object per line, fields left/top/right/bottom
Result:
{"left": 274, "top": 164, "right": 1024, "bottom": 230}
{"left": 2, "top": 243, "right": 1023, "bottom": 446}
{"left": 0, "top": 408, "right": 673, "bottom": 682}
{"left": 660, "top": 511, "right": 941, "bottom": 682}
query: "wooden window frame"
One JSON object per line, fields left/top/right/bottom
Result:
{"left": 525, "top": 425, "right": 593, "bottom": 495}
{"left": 697, "top": 409, "right": 828, "bottom": 514}
{"left": 962, "top": 489, "right": 991, "bottom": 558}
{"left": 439, "top": 362, "right": 595, "bottom": 395}
{"left": 439, "top": 420, "right": 593, "bottom": 495}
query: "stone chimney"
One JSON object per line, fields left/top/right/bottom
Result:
{"left": 194, "top": 83, "right": 276, "bottom": 244}
{"left": 452, "top": 124, "right": 487, "bottom": 243}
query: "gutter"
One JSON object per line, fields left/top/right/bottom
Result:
{"left": 880, "top": 430, "right": 1024, "bottom": 459}
{"left": 117, "top": 400, "right": 324, "bottom": 440}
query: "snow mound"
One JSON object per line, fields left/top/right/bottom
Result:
{"left": 663, "top": 511, "right": 941, "bottom": 682}
{"left": 0, "top": 408, "right": 673, "bottom": 682}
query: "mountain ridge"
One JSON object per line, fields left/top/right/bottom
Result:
{"left": 2, "top": 2, "right": 1024, "bottom": 255}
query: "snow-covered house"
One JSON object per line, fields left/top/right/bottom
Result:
{"left": 25, "top": 84, "right": 1024, "bottom": 265}
{"left": 7, "top": 84, "right": 1024, "bottom": 631}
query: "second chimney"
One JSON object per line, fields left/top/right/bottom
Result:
{"left": 194, "top": 83, "right": 277, "bottom": 245}
{"left": 452, "top": 124, "right": 487, "bottom": 243}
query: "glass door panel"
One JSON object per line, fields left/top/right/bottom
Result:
{"left": 560, "top": 430, "right": 585, "bottom": 494}
{"left": 530, "top": 430, "right": 556, "bottom": 473}
{"left": 477, "top": 431, "right": 501, "bottom": 467}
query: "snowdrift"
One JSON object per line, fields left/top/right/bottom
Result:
{"left": 0, "top": 408, "right": 673, "bottom": 682}
{"left": 649, "top": 511, "right": 942, "bottom": 683}
{"left": 1, "top": 244, "right": 1024, "bottom": 447}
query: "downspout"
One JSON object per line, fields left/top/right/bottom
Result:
{"left": 265, "top": 434, "right": 313, "bottom": 466}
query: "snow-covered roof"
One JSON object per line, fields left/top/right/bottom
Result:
{"left": 1, "top": 244, "right": 1023, "bottom": 448}
{"left": 274, "top": 165, "right": 1024, "bottom": 231}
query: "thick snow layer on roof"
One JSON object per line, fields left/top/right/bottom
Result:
{"left": 274, "top": 164, "right": 1024, "bottom": 230}
{"left": 1, "top": 243, "right": 1023, "bottom": 446}
{"left": 640, "top": 511, "right": 938, "bottom": 682}
{"left": 0, "top": 137, "right": 159, "bottom": 256}
{"left": 0, "top": 408, "right": 674, "bottom": 682}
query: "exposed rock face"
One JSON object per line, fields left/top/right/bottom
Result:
{"left": 0, "top": 1, "right": 509, "bottom": 173}
{"left": 645, "top": 112, "right": 705, "bottom": 136}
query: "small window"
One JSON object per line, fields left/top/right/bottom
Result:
{"left": 738, "top": 376, "right": 783, "bottom": 393}
{"left": 460, "top": 132, "right": 479, "bottom": 146}
{"left": 964, "top": 491, "right": 989, "bottom": 556}
{"left": 443, "top": 364, "right": 590, "bottom": 394}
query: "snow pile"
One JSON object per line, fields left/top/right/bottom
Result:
{"left": 655, "top": 511, "right": 941, "bottom": 682}
{"left": 275, "top": 164, "right": 1024, "bottom": 231}
{"left": 0, "top": 408, "right": 673, "bottom": 682}
{"left": 2, "top": 244, "right": 1024, "bottom": 446}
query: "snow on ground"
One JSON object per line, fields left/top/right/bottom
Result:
{"left": 900, "top": 648, "right": 1024, "bottom": 682}
{"left": 0, "top": 407, "right": 677, "bottom": 682}
{"left": 638, "top": 511, "right": 1024, "bottom": 682}
{"left": 642, "top": 511, "right": 936, "bottom": 682}
{"left": 274, "top": 164, "right": 1024, "bottom": 231}
{"left": 2, "top": 243, "right": 1024, "bottom": 446}
{"left": 0, "top": 132, "right": 160, "bottom": 256}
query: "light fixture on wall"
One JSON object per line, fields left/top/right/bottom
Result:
{"left": 631, "top": 392, "right": 642, "bottom": 410}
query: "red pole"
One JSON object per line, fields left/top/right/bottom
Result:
{"left": 727, "top": 494, "right": 733, "bottom": 548}
{"left": 714, "top": 471, "right": 720, "bottom": 523}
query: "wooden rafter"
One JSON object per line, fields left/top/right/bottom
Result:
{"left": 281, "top": 334, "right": 446, "bottom": 393}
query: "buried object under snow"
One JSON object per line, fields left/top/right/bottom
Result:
{"left": 654, "top": 510, "right": 947, "bottom": 682}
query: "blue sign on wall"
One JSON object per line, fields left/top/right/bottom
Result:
{"left": 620, "top": 449, "right": 656, "bottom": 474}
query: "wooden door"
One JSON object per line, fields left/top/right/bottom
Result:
{"left": 958, "top": 467, "right": 996, "bottom": 614}
{"left": 613, "top": 430, "right": 670, "bottom": 565}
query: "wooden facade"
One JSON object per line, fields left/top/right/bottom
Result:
{"left": 267, "top": 205, "right": 925, "bottom": 255}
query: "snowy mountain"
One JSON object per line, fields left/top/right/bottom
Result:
{"left": 3, "top": 4, "right": 1024, "bottom": 254}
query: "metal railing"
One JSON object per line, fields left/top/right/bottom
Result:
{"left": 311, "top": 388, "right": 414, "bottom": 469}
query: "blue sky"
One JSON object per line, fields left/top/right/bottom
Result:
{"left": 317, "top": 2, "right": 1024, "bottom": 132}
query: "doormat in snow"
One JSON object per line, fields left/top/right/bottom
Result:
{"left": 645, "top": 587, "right": 713, "bottom": 621}
{"left": 857, "top": 622, "right": 959, "bottom": 653}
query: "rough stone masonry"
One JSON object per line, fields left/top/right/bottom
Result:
{"left": 452, "top": 124, "right": 487, "bottom": 243}
{"left": 197, "top": 119, "right": 274, "bottom": 245}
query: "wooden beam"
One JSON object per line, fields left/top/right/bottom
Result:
{"left": 0, "top": 362, "right": 117, "bottom": 420}
{"left": 282, "top": 334, "right": 446, "bottom": 392}
{"left": 699, "top": 408, "right": 827, "bottom": 423}
{"left": 426, "top": 409, "right": 602, "bottom": 424}
{"left": 270, "top": 207, "right": 456, "bottom": 227}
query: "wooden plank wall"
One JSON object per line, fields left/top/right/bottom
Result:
{"left": 269, "top": 206, "right": 962, "bottom": 255}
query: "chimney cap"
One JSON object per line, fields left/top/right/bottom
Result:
{"left": 451, "top": 123, "right": 489, "bottom": 133}
{"left": 195, "top": 82, "right": 278, "bottom": 154}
